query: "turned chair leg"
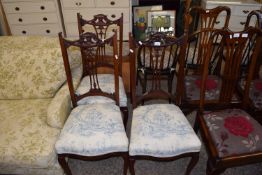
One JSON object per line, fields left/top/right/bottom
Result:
{"left": 58, "top": 155, "right": 72, "bottom": 175}
{"left": 185, "top": 153, "right": 199, "bottom": 175}
{"left": 122, "top": 153, "right": 129, "bottom": 175}
{"left": 129, "top": 157, "right": 136, "bottom": 175}
{"left": 120, "top": 107, "right": 128, "bottom": 129}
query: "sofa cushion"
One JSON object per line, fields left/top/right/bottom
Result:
{"left": 0, "top": 36, "right": 81, "bottom": 99}
{"left": 0, "top": 99, "right": 60, "bottom": 169}
{"left": 47, "top": 66, "right": 83, "bottom": 129}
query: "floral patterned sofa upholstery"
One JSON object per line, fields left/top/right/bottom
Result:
{"left": 0, "top": 36, "right": 81, "bottom": 175}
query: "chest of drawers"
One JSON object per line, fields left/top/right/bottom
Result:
{"left": 201, "top": 0, "right": 262, "bottom": 31}
{"left": 1, "top": 0, "right": 64, "bottom": 36}
{"left": 60, "top": 0, "right": 131, "bottom": 40}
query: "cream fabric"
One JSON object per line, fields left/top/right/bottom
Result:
{"left": 55, "top": 104, "right": 128, "bottom": 156}
{"left": 0, "top": 99, "right": 62, "bottom": 174}
{"left": 0, "top": 36, "right": 81, "bottom": 99}
{"left": 47, "top": 66, "right": 83, "bottom": 129}
{"left": 129, "top": 104, "right": 201, "bottom": 157}
{"left": 76, "top": 74, "right": 127, "bottom": 107}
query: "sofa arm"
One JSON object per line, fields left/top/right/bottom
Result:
{"left": 47, "top": 66, "right": 82, "bottom": 129}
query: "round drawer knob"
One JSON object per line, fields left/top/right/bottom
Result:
{"left": 43, "top": 17, "right": 48, "bottom": 21}
{"left": 75, "top": 2, "right": 82, "bottom": 6}
{"left": 40, "top": 6, "right": 45, "bottom": 10}
{"left": 110, "top": 1, "right": 115, "bottom": 5}
{"left": 18, "top": 18, "right": 23, "bottom": 22}
{"left": 242, "top": 10, "right": 249, "bottom": 14}
{"left": 22, "top": 30, "right": 27, "bottom": 34}
{"left": 240, "top": 22, "right": 246, "bottom": 25}
{"left": 46, "top": 29, "right": 50, "bottom": 33}
{"left": 111, "top": 14, "right": 116, "bottom": 18}
{"left": 15, "top": 7, "right": 20, "bottom": 11}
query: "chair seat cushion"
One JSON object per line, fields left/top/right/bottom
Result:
{"left": 129, "top": 104, "right": 201, "bottom": 157}
{"left": 203, "top": 108, "right": 262, "bottom": 158}
{"left": 185, "top": 75, "right": 221, "bottom": 101}
{"left": 55, "top": 103, "right": 128, "bottom": 156}
{"left": 0, "top": 99, "right": 60, "bottom": 169}
{"left": 76, "top": 74, "right": 127, "bottom": 107}
{"left": 240, "top": 79, "right": 262, "bottom": 110}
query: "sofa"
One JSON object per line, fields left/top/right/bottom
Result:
{"left": 0, "top": 36, "right": 81, "bottom": 175}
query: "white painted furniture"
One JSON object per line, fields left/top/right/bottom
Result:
{"left": 1, "top": 0, "right": 63, "bottom": 36}
{"left": 201, "top": 0, "right": 262, "bottom": 31}
{"left": 60, "top": 0, "right": 131, "bottom": 40}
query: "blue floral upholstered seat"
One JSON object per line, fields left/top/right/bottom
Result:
{"left": 129, "top": 104, "right": 201, "bottom": 157}
{"left": 55, "top": 104, "right": 128, "bottom": 156}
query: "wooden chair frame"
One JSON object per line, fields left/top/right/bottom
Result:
{"left": 180, "top": 5, "right": 231, "bottom": 113}
{"left": 58, "top": 32, "right": 128, "bottom": 175}
{"left": 195, "top": 27, "right": 262, "bottom": 175}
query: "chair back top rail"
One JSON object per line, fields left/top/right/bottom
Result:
{"left": 77, "top": 13, "right": 123, "bottom": 74}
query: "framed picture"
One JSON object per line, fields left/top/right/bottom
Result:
{"left": 147, "top": 10, "right": 176, "bottom": 35}
{"left": 132, "top": 5, "right": 163, "bottom": 41}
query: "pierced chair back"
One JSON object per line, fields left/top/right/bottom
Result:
{"left": 130, "top": 32, "right": 187, "bottom": 108}
{"left": 185, "top": 6, "right": 231, "bottom": 74}
{"left": 77, "top": 13, "right": 123, "bottom": 74}
{"left": 190, "top": 6, "right": 231, "bottom": 31}
{"left": 59, "top": 31, "right": 119, "bottom": 108}
{"left": 136, "top": 32, "right": 182, "bottom": 93}
{"left": 241, "top": 10, "right": 262, "bottom": 79}
{"left": 199, "top": 27, "right": 262, "bottom": 111}
{"left": 185, "top": 28, "right": 223, "bottom": 75}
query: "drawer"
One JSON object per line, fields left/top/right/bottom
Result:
{"left": 61, "top": 0, "right": 95, "bottom": 9}
{"left": 228, "top": 16, "right": 247, "bottom": 31}
{"left": 10, "top": 24, "right": 62, "bottom": 36}
{"left": 65, "top": 22, "right": 130, "bottom": 40}
{"left": 233, "top": 5, "right": 261, "bottom": 16}
{"left": 63, "top": 8, "right": 130, "bottom": 23}
{"left": 3, "top": 1, "right": 57, "bottom": 13}
{"left": 7, "top": 13, "right": 59, "bottom": 25}
{"left": 95, "top": 0, "right": 129, "bottom": 8}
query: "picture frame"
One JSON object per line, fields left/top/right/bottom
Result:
{"left": 147, "top": 10, "right": 176, "bottom": 35}
{"left": 132, "top": 5, "right": 163, "bottom": 41}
